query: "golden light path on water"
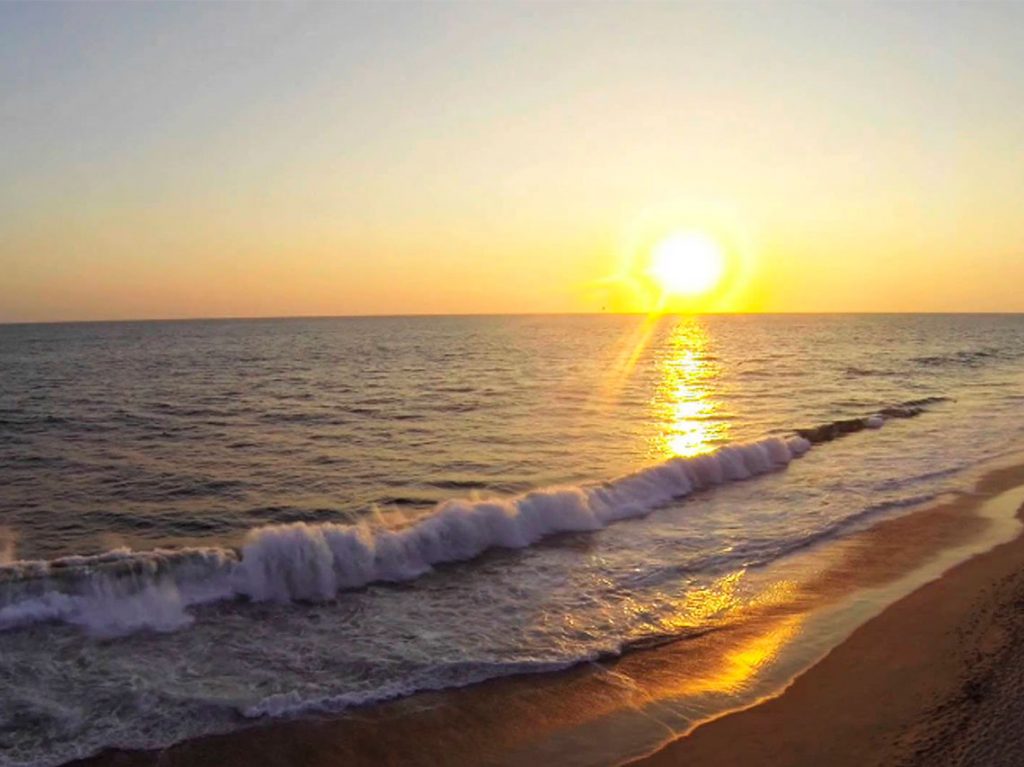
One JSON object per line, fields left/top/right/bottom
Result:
{"left": 651, "top": 320, "right": 729, "bottom": 459}
{"left": 591, "top": 315, "right": 800, "bottom": 707}
{"left": 668, "top": 579, "right": 805, "bottom": 698}
{"left": 633, "top": 320, "right": 802, "bottom": 700}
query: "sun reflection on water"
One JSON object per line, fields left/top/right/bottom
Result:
{"left": 652, "top": 321, "right": 729, "bottom": 458}
{"left": 666, "top": 575, "right": 805, "bottom": 697}
{"left": 610, "top": 570, "right": 804, "bottom": 697}
{"left": 581, "top": 319, "right": 805, "bottom": 709}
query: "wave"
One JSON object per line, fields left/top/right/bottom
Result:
{"left": 794, "top": 396, "right": 949, "bottom": 444}
{"left": 243, "top": 632, "right": 711, "bottom": 720}
{"left": 913, "top": 348, "right": 1010, "bottom": 368}
{"left": 0, "top": 436, "right": 809, "bottom": 637}
{"left": 844, "top": 365, "right": 898, "bottom": 378}
{"left": 0, "top": 400, "right": 944, "bottom": 638}
{"left": 240, "top": 658, "right": 584, "bottom": 720}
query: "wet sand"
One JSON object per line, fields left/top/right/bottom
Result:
{"left": 634, "top": 462, "right": 1024, "bottom": 767}
{"left": 73, "top": 462, "right": 1024, "bottom": 767}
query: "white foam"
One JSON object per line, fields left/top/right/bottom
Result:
{"left": 240, "top": 658, "right": 580, "bottom": 719}
{"left": 0, "top": 572, "right": 236, "bottom": 637}
{"left": 232, "top": 436, "right": 807, "bottom": 602}
{"left": 0, "top": 436, "right": 811, "bottom": 635}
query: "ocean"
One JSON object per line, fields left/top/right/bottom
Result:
{"left": 2, "top": 314, "right": 1024, "bottom": 766}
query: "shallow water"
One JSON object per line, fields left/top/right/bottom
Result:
{"left": 2, "top": 314, "right": 1024, "bottom": 766}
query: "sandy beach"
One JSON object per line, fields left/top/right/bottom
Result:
{"left": 634, "top": 462, "right": 1024, "bottom": 767}
{"left": 69, "top": 460, "right": 1024, "bottom": 767}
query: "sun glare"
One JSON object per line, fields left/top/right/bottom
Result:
{"left": 649, "top": 231, "right": 726, "bottom": 297}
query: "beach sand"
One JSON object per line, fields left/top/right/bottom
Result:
{"left": 634, "top": 462, "right": 1024, "bottom": 767}
{"left": 73, "top": 462, "right": 1024, "bottom": 767}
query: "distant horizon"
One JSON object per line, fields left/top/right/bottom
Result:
{"left": 4, "top": 309, "right": 1024, "bottom": 328}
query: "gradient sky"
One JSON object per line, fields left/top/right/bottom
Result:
{"left": 2, "top": 1, "right": 1023, "bottom": 322}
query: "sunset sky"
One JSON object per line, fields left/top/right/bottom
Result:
{"left": 2, "top": 1, "right": 1023, "bottom": 322}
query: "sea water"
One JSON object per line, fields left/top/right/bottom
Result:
{"left": 2, "top": 314, "right": 1023, "bottom": 765}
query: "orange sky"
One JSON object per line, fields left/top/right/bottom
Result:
{"left": 2, "top": 3, "right": 1023, "bottom": 322}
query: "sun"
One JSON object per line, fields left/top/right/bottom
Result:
{"left": 649, "top": 231, "right": 726, "bottom": 297}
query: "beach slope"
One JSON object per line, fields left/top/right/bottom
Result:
{"left": 634, "top": 465, "right": 1024, "bottom": 767}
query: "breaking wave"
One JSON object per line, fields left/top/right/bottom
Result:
{"left": 0, "top": 399, "right": 945, "bottom": 638}
{"left": 0, "top": 437, "right": 806, "bottom": 636}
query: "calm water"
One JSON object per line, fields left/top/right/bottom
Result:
{"left": 2, "top": 315, "right": 1024, "bottom": 766}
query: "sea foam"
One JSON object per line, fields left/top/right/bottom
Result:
{"left": 0, "top": 435, "right": 810, "bottom": 636}
{"left": 232, "top": 435, "right": 809, "bottom": 602}
{"left": 2, "top": 390, "right": 955, "bottom": 639}
{"left": 3, "top": 393, "right": 953, "bottom": 639}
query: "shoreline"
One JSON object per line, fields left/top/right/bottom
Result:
{"left": 632, "top": 461, "right": 1024, "bottom": 766}
{"left": 70, "top": 459, "right": 1024, "bottom": 767}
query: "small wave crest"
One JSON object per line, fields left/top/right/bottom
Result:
{"left": 240, "top": 658, "right": 584, "bottom": 720}
{"left": 913, "top": 348, "right": 1005, "bottom": 368}
{"left": 795, "top": 397, "right": 949, "bottom": 444}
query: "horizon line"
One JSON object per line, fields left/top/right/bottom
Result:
{"left": 3, "top": 310, "right": 1024, "bottom": 327}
